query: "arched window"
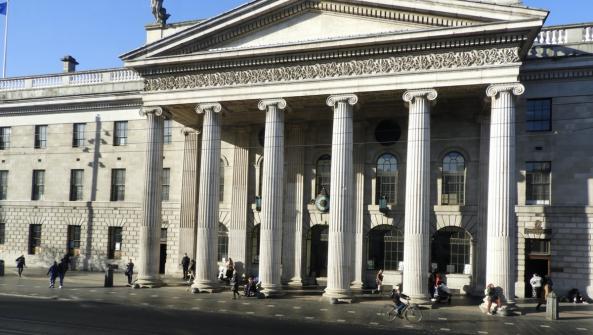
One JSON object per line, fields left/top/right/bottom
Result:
{"left": 316, "top": 155, "right": 331, "bottom": 195}
{"left": 367, "top": 225, "right": 404, "bottom": 271}
{"left": 376, "top": 153, "right": 398, "bottom": 205}
{"left": 220, "top": 159, "right": 225, "bottom": 202}
{"left": 442, "top": 152, "right": 465, "bottom": 205}
{"left": 217, "top": 223, "right": 229, "bottom": 262}
{"left": 251, "top": 225, "right": 260, "bottom": 265}
{"left": 431, "top": 227, "right": 471, "bottom": 274}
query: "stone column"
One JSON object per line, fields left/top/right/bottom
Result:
{"left": 258, "top": 98, "right": 287, "bottom": 297}
{"left": 475, "top": 116, "right": 490, "bottom": 295}
{"left": 192, "top": 103, "right": 223, "bottom": 293}
{"left": 229, "top": 128, "right": 250, "bottom": 275}
{"left": 178, "top": 128, "right": 200, "bottom": 270}
{"left": 137, "top": 106, "right": 168, "bottom": 288}
{"left": 402, "top": 89, "right": 437, "bottom": 303}
{"left": 485, "top": 83, "right": 524, "bottom": 303}
{"left": 323, "top": 94, "right": 358, "bottom": 301}
{"left": 351, "top": 122, "right": 366, "bottom": 290}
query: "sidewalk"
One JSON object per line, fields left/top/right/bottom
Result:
{"left": 1, "top": 269, "right": 592, "bottom": 335}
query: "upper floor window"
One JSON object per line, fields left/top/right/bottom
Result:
{"left": 526, "top": 161, "right": 551, "bottom": 205}
{"left": 376, "top": 153, "right": 398, "bottom": 205}
{"left": 31, "top": 170, "right": 45, "bottom": 201}
{"left": 0, "top": 170, "right": 7, "bottom": 200}
{"left": 72, "top": 123, "right": 86, "bottom": 148}
{"left": 164, "top": 119, "right": 172, "bottom": 144}
{"left": 315, "top": 155, "right": 331, "bottom": 195}
{"left": 69, "top": 169, "right": 84, "bottom": 201}
{"left": 0, "top": 127, "right": 11, "bottom": 150}
{"left": 441, "top": 152, "right": 466, "bottom": 205}
{"left": 34, "top": 125, "right": 48, "bottom": 149}
{"left": 526, "top": 99, "right": 552, "bottom": 132}
{"left": 162, "top": 168, "right": 170, "bottom": 201}
{"left": 110, "top": 169, "right": 126, "bottom": 201}
{"left": 113, "top": 121, "right": 128, "bottom": 146}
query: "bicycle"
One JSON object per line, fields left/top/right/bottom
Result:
{"left": 382, "top": 300, "right": 423, "bottom": 322}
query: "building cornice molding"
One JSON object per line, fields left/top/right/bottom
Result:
{"left": 145, "top": 46, "right": 520, "bottom": 92}
{"left": 520, "top": 68, "right": 593, "bottom": 81}
{"left": 0, "top": 100, "right": 142, "bottom": 117}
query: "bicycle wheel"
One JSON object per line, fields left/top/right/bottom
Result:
{"left": 404, "top": 305, "right": 423, "bottom": 322}
{"left": 382, "top": 304, "right": 398, "bottom": 321}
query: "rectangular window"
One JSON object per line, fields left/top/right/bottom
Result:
{"left": 162, "top": 168, "right": 170, "bottom": 201}
{"left": 526, "top": 161, "right": 551, "bottom": 205}
{"left": 67, "top": 225, "right": 81, "bottom": 256}
{"left": 110, "top": 169, "right": 126, "bottom": 201}
{"left": 164, "top": 119, "right": 172, "bottom": 144}
{"left": 526, "top": 99, "right": 552, "bottom": 132}
{"left": 72, "top": 123, "right": 86, "bottom": 148}
{"left": 0, "top": 127, "right": 11, "bottom": 150}
{"left": 113, "top": 121, "right": 128, "bottom": 146}
{"left": 34, "top": 125, "right": 48, "bottom": 149}
{"left": 0, "top": 222, "right": 5, "bottom": 244}
{"left": 0, "top": 170, "right": 7, "bottom": 200}
{"left": 29, "top": 224, "right": 42, "bottom": 255}
{"left": 31, "top": 170, "right": 45, "bottom": 201}
{"left": 107, "top": 227, "right": 123, "bottom": 259}
{"left": 69, "top": 169, "right": 84, "bottom": 201}
{"left": 526, "top": 239, "right": 551, "bottom": 255}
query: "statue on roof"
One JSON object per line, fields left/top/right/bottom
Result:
{"left": 151, "top": 0, "right": 171, "bottom": 26}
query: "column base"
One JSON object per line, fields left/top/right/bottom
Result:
{"left": 407, "top": 293, "right": 431, "bottom": 307}
{"left": 260, "top": 284, "right": 284, "bottom": 298}
{"left": 135, "top": 276, "right": 163, "bottom": 288}
{"left": 287, "top": 278, "right": 304, "bottom": 288}
{"left": 191, "top": 280, "right": 221, "bottom": 294}
{"left": 350, "top": 281, "right": 364, "bottom": 292}
{"left": 322, "top": 288, "right": 353, "bottom": 304}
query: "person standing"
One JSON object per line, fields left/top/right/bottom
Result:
{"left": 536, "top": 276, "right": 554, "bottom": 311}
{"left": 230, "top": 269, "right": 240, "bottom": 300}
{"left": 529, "top": 273, "right": 543, "bottom": 299}
{"left": 15, "top": 255, "right": 26, "bottom": 278}
{"left": 47, "top": 261, "right": 59, "bottom": 288}
{"left": 188, "top": 259, "right": 196, "bottom": 284}
{"left": 374, "top": 269, "right": 384, "bottom": 294}
{"left": 124, "top": 259, "right": 134, "bottom": 285}
{"left": 181, "top": 253, "right": 190, "bottom": 280}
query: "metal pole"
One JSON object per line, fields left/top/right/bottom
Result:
{"left": 2, "top": 0, "right": 9, "bottom": 78}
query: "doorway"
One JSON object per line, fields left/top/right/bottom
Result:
{"left": 307, "top": 225, "right": 328, "bottom": 278}
{"left": 159, "top": 228, "right": 167, "bottom": 275}
{"left": 524, "top": 239, "right": 551, "bottom": 297}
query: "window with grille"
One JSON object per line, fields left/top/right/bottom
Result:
{"left": 67, "top": 225, "right": 81, "bottom": 256}
{"left": 69, "top": 169, "right": 84, "bottom": 201}
{"left": 218, "top": 223, "right": 229, "bottom": 262}
{"left": 107, "top": 227, "right": 123, "bottom": 259}
{"left": 431, "top": 227, "right": 471, "bottom": 274}
{"left": 113, "top": 121, "right": 128, "bottom": 146}
{"left": 72, "top": 123, "right": 86, "bottom": 148}
{"left": 31, "top": 170, "right": 45, "bottom": 201}
{"left": 34, "top": 125, "right": 47, "bottom": 149}
{"left": 29, "top": 224, "right": 42, "bottom": 255}
{"left": 0, "top": 222, "right": 5, "bottom": 244}
{"left": 251, "top": 225, "right": 260, "bottom": 264}
{"left": 376, "top": 153, "right": 398, "bottom": 205}
{"left": 526, "top": 99, "right": 552, "bottom": 132}
{"left": 526, "top": 161, "right": 551, "bottom": 205}
{"left": 0, "top": 170, "right": 7, "bottom": 200}
{"left": 367, "top": 225, "right": 404, "bottom": 271}
{"left": 0, "top": 127, "right": 10, "bottom": 150}
{"left": 442, "top": 152, "right": 466, "bottom": 205}
{"left": 220, "top": 159, "right": 225, "bottom": 202}
{"left": 162, "top": 168, "right": 170, "bottom": 201}
{"left": 316, "top": 155, "right": 331, "bottom": 195}
{"left": 163, "top": 119, "right": 172, "bottom": 144}
{"left": 110, "top": 169, "right": 126, "bottom": 201}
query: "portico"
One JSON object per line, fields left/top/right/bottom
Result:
{"left": 122, "top": 0, "right": 547, "bottom": 302}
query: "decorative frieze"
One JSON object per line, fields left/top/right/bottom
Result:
{"left": 144, "top": 47, "right": 520, "bottom": 92}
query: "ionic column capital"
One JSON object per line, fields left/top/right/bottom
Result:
{"left": 258, "top": 98, "right": 287, "bottom": 111}
{"left": 326, "top": 94, "right": 358, "bottom": 108}
{"left": 402, "top": 89, "right": 438, "bottom": 104}
{"left": 181, "top": 127, "right": 201, "bottom": 136}
{"left": 486, "top": 83, "right": 525, "bottom": 98}
{"left": 140, "top": 106, "right": 170, "bottom": 118}
{"left": 196, "top": 102, "right": 222, "bottom": 114}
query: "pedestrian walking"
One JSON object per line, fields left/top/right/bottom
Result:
{"left": 57, "top": 258, "right": 69, "bottom": 288}
{"left": 181, "top": 253, "right": 190, "bottom": 280}
{"left": 529, "top": 273, "right": 542, "bottom": 298}
{"left": 47, "top": 261, "right": 59, "bottom": 288}
{"left": 374, "top": 269, "right": 383, "bottom": 294}
{"left": 536, "top": 276, "right": 553, "bottom": 311}
{"left": 124, "top": 259, "right": 134, "bottom": 285}
{"left": 15, "top": 255, "right": 26, "bottom": 277}
{"left": 225, "top": 258, "right": 234, "bottom": 280}
{"left": 230, "top": 269, "right": 240, "bottom": 299}
{"left": 187, "top": 259, "right": 196, "bottom": 284}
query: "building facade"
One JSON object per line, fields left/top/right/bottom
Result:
{"left": 1, "top": 0, "right": 592, "bottom": 301}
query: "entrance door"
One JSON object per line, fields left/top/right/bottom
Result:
{"left": 308, "top": 225, "right": 328, "bottom": 278}
{"left": 159, "top": 244, "right": 167, "bottom": 274}
{"left": 524, "top": 239, "right": 551, "bottom": 297}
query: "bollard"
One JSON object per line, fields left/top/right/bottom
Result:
{"left": 0, "top": 259, "right": 4, "bottom": 276}
{"left": 546, "top": 291, "right": 559, "bottom": 320}
{"left": 104, "top": 265, "right": 114, "bottom": 288}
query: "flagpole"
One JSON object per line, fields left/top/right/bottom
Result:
{"left": 2, "top": 0, "right": 9, "bottom": 78}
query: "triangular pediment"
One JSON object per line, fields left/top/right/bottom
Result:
{"left": 122, "top": 0, "right": 548, "bottom": 63}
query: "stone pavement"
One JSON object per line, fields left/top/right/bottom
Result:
{"left": 1, "top": 268, "right": 592, "bottom": 335}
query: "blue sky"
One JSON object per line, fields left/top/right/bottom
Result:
{"left": 0, "top": 0, "right": 591, "bottom": 77}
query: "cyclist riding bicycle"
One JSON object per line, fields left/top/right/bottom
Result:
{"left": 391, "top": 284, "right": 408, "bottom": 317}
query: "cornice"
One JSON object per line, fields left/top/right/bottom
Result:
{"left": 0, "top": 100, "right": 142, "bottom": 117}
{"left": 520, "top": 68, "right": 593, "bottom": 81}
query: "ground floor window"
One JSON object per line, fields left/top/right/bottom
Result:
{"left": 431, "top": 227, "right": 471, "bottom": 274}
{"left": 0, "top": 221, "right": 5, "bottom": 244}
{"left": 251, "top": 225, "right": 260, "bottom": 265}
{"left": 67, "top": 225, "right": 81, "bottom": 256}
{"left": 306, "top": 225, "right": 328, "bottom": 277}
{"left": 107, "top": 227, "right": 122, "bottom": 259}
{"left": 367, "top": 225, "right": 403, "bottom": 271}
{"left": 29, "top": 224, "right": 42, "bottom": 255}
{"left": 218, "top": 223, "right": 229, "bottom": 262}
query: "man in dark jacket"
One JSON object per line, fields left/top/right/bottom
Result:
{"left": 15, "top": 255, "right": 26, "bottom": 277}
{"left": 57, "top": 257, "right": 69, "bottom": 289}
{"left": 125, "top": 259, "right": 134, "bottom": 285}
{"left": 181, "top": 253, "right": 190, "bottom": 280}
{"left": 47, "top": 262, "right": 59, "bottom": 288}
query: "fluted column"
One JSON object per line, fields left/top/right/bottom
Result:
{"left": 351, "top": 122, "right": 366, "bottom": 290}
{"left": 323, "top": 94, "right": 358, "bottom": 301}
{"left": 258, "top": 98, "right": 287, "bottom": 297}
{"left": 192, "top": 103, "right": 222, "bottom": 293}
{"left": 137, "top": 106, "right": 168, "bottom": 288}
{"left": 402, "top": 89, "right": 437, "bottom": 303}
{"left": 178, "top": 128, "right": 200, "bottom": 272}
{"left": 475, "top": 117, "right": 490, "bottom": 295}
{"left": 229, "top": 128, "right": 250, "bottom": 275}
{"left": 485, "top": 83, "right": 524, "bottom": 303}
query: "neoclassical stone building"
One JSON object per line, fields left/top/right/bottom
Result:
{"left": 1, "top": 0, "right": 593, "bottom": 301}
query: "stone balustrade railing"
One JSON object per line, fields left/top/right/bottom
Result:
{"left": 0, "top": 68, "right": 141, "bottom": 91}
{"left": 534, "top": 24, "right": 593, "bottom": 45}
